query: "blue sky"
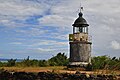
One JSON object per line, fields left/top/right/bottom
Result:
{"left": 0, "top": 0, "right": 120, "bottom": 59}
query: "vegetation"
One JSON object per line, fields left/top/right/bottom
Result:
{"left": 7, "top": 59, "right": 16, "bottom": 67}
{"left": 48, "top": 53, "right": 68, "bottom": 66}
{"left": 0, "top": 52, "right": 69, "bottom": 67}
{"left": 91, "top": 55, "right": 120, "bottom": 70}
{"left": 0, "top": 53, "right": 120, "bottom": 71}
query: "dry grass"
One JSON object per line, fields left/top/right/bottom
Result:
{"left": 1, "top": 66, "right": 120, "bottom": 75}
{"left": 0, "top": 66, "right": 65, "bottom": 73}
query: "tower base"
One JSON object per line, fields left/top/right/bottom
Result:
{"left": 67, "top": 62, "right": 89, "bottom": 68}
{"left": 67, "top": 62, "right": 92, "bottom": 71}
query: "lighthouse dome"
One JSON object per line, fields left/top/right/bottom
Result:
{"left": 72, "top": 12, "right": 89, "bottom": 27}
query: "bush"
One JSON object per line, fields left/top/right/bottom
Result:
{"left": 48, "top": 53, "right": 69, "bottom": 66}
{"left": 7, "top": 59, "right": 16, "bottom": 67}
{"left": 38, "top": 60, "right": 48, "bottom": 67}
{"left": 91, "top": 56, "right": 120, "bottom": 70}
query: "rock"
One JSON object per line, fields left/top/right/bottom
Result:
{"left": 0, "top": 70, "right": 119, "bottom": 80}
{"left": 75, "top": 71, "right": 81, "bottom": 74}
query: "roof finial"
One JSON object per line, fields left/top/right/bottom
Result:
{"left": 79, "top": 3, "right": 83, "bottom": 13}
{"left": 78, "top": 3, "right": 83, "bottom": 17}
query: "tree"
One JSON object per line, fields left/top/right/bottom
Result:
{"left": 48, "top": 53, "right": 69, "bottom": 66}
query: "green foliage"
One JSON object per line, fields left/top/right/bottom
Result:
{"left": 108, "top": 57, "right": 120, "bottom": 70}
{"left": 86, "top": 63, "right": 92, "bottom": 71}
{"left": 91, "top": 55, "right": 110, "bottom": 70}
{"left": 91, "top": 56, "right": 120, "bottom": 70}
{"left": 15, "top": 53, "right": 68, "bottom": 67}
{"left": 16, "top": 59, "right": 39, "bottom": 67}
{"left": 38, "top": 60, "right": 48, "bottom": 67}
{"left": 48, "top": 53, "right": 69, "bottom": 66}
{"left": 1, "top": 53, "right": 120, "bottom": 71}
{"left": 0, "top": 61, "right": 3, "bottom": 67}
{"left": 31, "top": 59, "right": 39, "bottom": 67}
{"left": 0, "top": 61, "right": 8, "bottom": 67}
{"left": 7, "top": 59, "right": 16, "bottom": 67}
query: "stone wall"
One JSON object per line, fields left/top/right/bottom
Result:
{"left": 70, "top": 42, "right": 91, "bottom": 63}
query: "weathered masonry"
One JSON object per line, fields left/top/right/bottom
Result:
{"left": 68, "top": 9, "right": 92, "bottom": 67}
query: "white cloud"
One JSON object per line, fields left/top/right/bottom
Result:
{"left": 0, "top": 0, "right": 48, "bottom": 16}
{"left": 111, "top": 40, "right": 120, "bottom": 50}
{"left": 47, "top": 33, "right": 69, "bottom": 40}
{"left": 35, "top": 48, "right": 55, "bottom": 52}
{"left": 0, "top": 0, "right": 50, "bottom": 28}
{"left": 15, "top": 27, "right": 47, "bottom": 37}
{"left": 26, "top": 40, "right": 68, "bottom": 47}
{"left": 1, "top": 0, "right": 120, "bottom": 59}
{"left": 38, "top": 14, "right": 73, "bottom": 28}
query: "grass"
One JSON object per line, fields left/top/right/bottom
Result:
{"left": 0, "top": 66, "right": 66, "bottom": 73}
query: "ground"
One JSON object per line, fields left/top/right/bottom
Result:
{"left": 1, "top": 66, "right": 120, "bottom": 75}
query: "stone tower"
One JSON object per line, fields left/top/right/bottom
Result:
{"left": 68, "top": 9, "right": 92, "bottom": 67}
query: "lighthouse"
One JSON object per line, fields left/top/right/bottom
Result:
{"left": 68, "top": 8, "right": 92, "bottom": 67}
